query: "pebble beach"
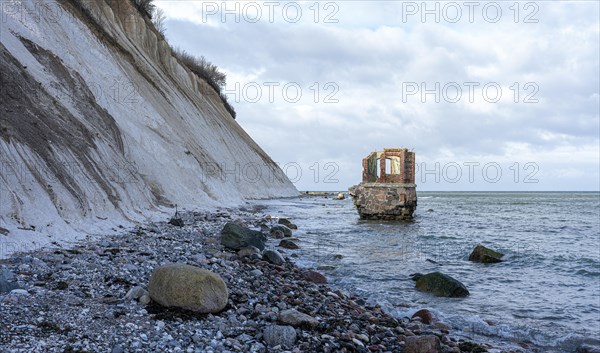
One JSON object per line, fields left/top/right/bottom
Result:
{"left": 1, "top": 207, "right": 522, "bottom": 353}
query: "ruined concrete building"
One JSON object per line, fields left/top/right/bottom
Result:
{"left": 349, "top": 148, "right": 417, "bottom": 220}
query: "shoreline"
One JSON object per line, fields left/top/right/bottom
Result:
{"left": 2, "top": 207, "right": 502, "bottom": 352}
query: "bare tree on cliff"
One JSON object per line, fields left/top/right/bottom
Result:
{"left": 134, "top": 0, "right": 156, "bottom": 18}
{"left": 152, "top": 8, "right": 167, "bottom": 36}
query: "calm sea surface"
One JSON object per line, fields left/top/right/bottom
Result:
{"left": 255, "top": 192, "right": 600, "bottom": 352}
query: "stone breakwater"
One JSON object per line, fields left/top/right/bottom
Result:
{"left": 1, "top": 208, "right": 495, "bottom": 353}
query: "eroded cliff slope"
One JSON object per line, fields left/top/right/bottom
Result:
{"left": 0, "top": 0, "right": 297, "bottom": 255}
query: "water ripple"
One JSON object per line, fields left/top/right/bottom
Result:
{"left": 256, "top": 192, "right": 600, "bottom": 353}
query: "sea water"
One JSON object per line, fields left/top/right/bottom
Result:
{"left": 255, "top": 192, "right": 600, "bottom": 352}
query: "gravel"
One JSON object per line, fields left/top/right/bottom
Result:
{"left": 0, "top": 207, "right": 493, "bottom": 353}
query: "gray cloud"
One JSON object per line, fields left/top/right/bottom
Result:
{"left": 157, "top": 1, "right": 599, "bottom": 191}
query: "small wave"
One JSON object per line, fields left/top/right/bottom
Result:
{"left": 554, "top": 255, "right": 600, "bottom": 267}
{"left": 575, "top": 268, "right": 600, "bottom": 277}
{"left": 259, "top": 195, "right": 599, "bottom": 353}
{"left": 445, "top": 314, "right": 593, "bottom": 352}
{"left": 555, "top": 332, "right": 600, "bottom": 352}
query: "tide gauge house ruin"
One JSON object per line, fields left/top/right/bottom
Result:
{"left": 349, "top": 148, "right": 417, "bottom": 220}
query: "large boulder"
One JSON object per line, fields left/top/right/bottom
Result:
{"left": 270, "top": 225, "right": 292, "bottom": 238}
{"left": 263, "top": 249, "right": 285, "bottom": 265}
{"left": 148, "top": 264, "right": 228, "bottom": 313}
{"left": 412, "top": 309, "right": 436, "bottom": 325}
{"left": 404, "top": 335, "right": 441, "bottom": 353}
{"left": 260, "top": 223, "right": 270, "bottom": 233}
{"left": 279, "top": 239, "right": 299, "bottom": 250}
{"left": 278, "top": 218, "right": 298, "bottom": 230}
{"left": 220, "top": 223, "right": 267, "bottom": 251}
{"left": 303, "top": 270, "right": 327, "bottom": 284}
{"left": 469, "top": 244, "right": 504, "bottom": 263}
{"left": 412, "top": 272, "right": 469, "bottom": 297}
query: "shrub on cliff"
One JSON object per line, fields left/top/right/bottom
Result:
{"left": 220, "top": 93, "right": 236, "bottom": 119}
{"left": 172, "top": 48, "right": 236, "bottom": 119}
{"left": 129, "top": 0, "right": 236, "bottom": 119}
{"left": 133, "top": 0, "right": 156, "bottom": 18}
{"left": 173, "top": 49, "right": 226, "bottom": 90}
{"left": 152, "top": 8, "right": 167, "bottom": 36}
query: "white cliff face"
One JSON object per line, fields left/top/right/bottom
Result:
{"left": 0, "top": 0, "right": 297, "bottom": 257}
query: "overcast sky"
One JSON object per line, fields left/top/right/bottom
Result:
{"left": 155, "top": 1, "right": 599, "bottom": 191}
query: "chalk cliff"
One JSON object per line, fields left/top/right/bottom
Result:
{"left": 0, "top": 0, "right": 297, "bottom": 255}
